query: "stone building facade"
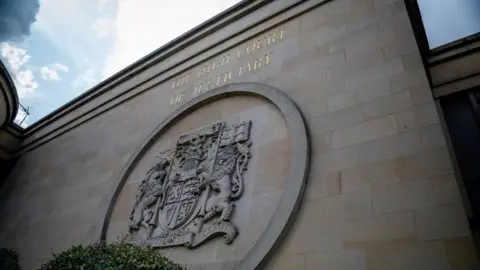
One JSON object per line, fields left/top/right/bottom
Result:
{"left": 1, "top": 0, "right": 479, "bottom": 269}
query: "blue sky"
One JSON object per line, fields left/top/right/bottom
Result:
{"left": 418, "top": 0, "right": 480, "bottom": 48}
{"left": 1, "top": 0, "right": 240, "bottom": 127}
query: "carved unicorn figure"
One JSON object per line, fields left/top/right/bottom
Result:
{"left": 199, "top": 122, "right": 251, "bottom": 222}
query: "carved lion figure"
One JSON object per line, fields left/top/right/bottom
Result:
{"left": 130, "top": 159, "right": 170, "bottom": 231}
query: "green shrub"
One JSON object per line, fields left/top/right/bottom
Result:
{"left": 38, "top": 241, "right": 185, "bottom": 270}
{"left": 0, "top": 248, "right": 19, "bottom": 270}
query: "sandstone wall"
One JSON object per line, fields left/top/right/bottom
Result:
{"left": 0, "top": 0, "right": 478, "bottom": 269}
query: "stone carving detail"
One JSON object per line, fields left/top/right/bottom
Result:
{"left": 129, "top": 120, "right": 252, "bottom": 249}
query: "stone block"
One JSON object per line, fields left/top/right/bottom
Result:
{"left": 299, "top": 24, "right": 347, "bottom": 51}
{"left": 341, "top": 159, "right": 404, "bottom": 194}
{"left": 366, "top": 241, "right": 451, "bottom": 270}
{"left": 256, "top": 147, "right": 291, "bottom": 172}
{"left": 332, "top": 114, "right": 398, "bottom": 148}
{"left": 294, "top": 197, "right": 323, "bottom": 228}
{"left": 60, "top": 197, "right": 103, "bottom": 217}
{"left": 252, "top": 166, "right": 289, "bottom": 194}
{"left": 374, "top": 0, "right": 400, "bottom": 9}
{"left": 400, "top": 148, "right": 454, "bottom": 180}
{"left": 284, "top": 219, "right": 344, "bottom": 254}
{"left": 271, "top": 34, "right": 302, "bottom": 67}
{"left": 262, "top": 69, "right": 300, "bottom": 95}
{"left": 327, "top": 50, "right": 385, "bottom": 82}
{"left": 327, "top": 91, "right": 356, "bottom": 113}
{"left": 281, "top": 44, "right": 329, "bottom": 71}
{"left": 311, "top": 131, "right": 333, "bottom": 155}
{"left": 320, "top": 189, "right": 373, "bottom": 219}
{"left": 298, "top": 98, "right": 328, "bottom": 120}
{"left": 362, "top": 90, "right": 413, "bottom": 119}
{"left": 410, "top": 83, "right": 434, "bottom": 106}
{"left": 309, "top": 105, "right": 364, "bottom": 135}
{"left": 305, "top": 171, "right": 340, "bottom": 200}
{"left": 299, "top": 188, "right": 372, "bottom": 226}
{"left": 378, "top": 9, "right": 412, "bottom": 38}
{"left": 401, "top": 51, "right": 423, "bottom": 71}
{"left": 314, "top": 78, "right": 347, "bottom": 100}
{"left": 292, "top": 77, "right": 345, "bottom": 103}
{"left": 305, "top": 249, "right": 367, "bottom": 270}
{"left": 346, "top": 16, "right": 376, "bottom": 37}
{"left": 354, "top": 78, "right": 391, "bottom": 103}
{"left": 421, "top": 124, "right": 447, "bottom": 149}
{"left": 345, "top": 57, "right": 404, "bottom": 91}
{"left": 344, "top": 24, "right": 396, "bottom": 60}
{"left": 431, "top": 174, "right": 462, "bottom": 206}
{"left": 445, "top": 237, "right": 480, "bottom": 270}
{"left": 383, "top": 34, "right": 418, "bottom": 60}
{"left": 415, "top": 103, "right": 441, "bottom": 126}
{"left": 343, "top": 211, "right": 416, "bottom": 243}
{"left": 372, "top": 179, "right": 435, "bottom": 215}
{"left": 348, "top": 4, "right": 392, "bottom": 34}
{"left": 395, "top": 103, "right": 440, "bottom": 132}
{"left": 415, "top": 204, "right": 470, "bottom": 240}
{"left": 357, "top": 130, "right": 422, "bottom": 165}
{"left": 395, "top": 109, "right": 417, "bottom": 133}
{"left": 299, "top": 0, "right": 351, "bottom": 32}
{"left": 265, "top": 253, "right": 306, "bottom": 270}
{"left": 389, "top": 68, "right": 429, "bottom": 93}
{"left": 312, "top": 144, "right": 359, "bottom": 173}
{"left": 298, "top": 52, "right": 346, "bottom": 79}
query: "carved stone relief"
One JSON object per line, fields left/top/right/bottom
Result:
{"left": 129, "top": 120, "right": 252, "bottom": 249}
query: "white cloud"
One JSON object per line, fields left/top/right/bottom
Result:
{"left": 52, "top": 63, "right": 69, "bottom": 72}
{"left": 15, "top": 70, "right": 39, "bottom": 99}
{"left": 72, "top": 68, "right": 97, "bottom": 89}
{"left": 0, "top": 42, "right": 31, "bottom": 71}
{"left": 102, "top": 0, "right": 241, "bottom": 79}
{"left": 34, "top": 0, "right": 103, "bottom": 69}
{"left": 40, "top": 62, "right": 69, "bottom": 81}
{"left": 96, "top": 0, "right": 114, "bottom": 11}
{"left": 40, "top": 66, "right": 60, "bottom": 81}
{"left": 0, "top": 42, "right": 40, "bottom": 99}
{"left": 93, "top": 17, "right": 116, "bottom": 38}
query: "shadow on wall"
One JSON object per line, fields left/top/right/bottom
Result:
{"left": 0, "top": 157, "right": 18, "bottom": 190}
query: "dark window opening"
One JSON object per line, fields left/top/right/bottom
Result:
{"left": 440, "top": 88, "right": 480, "bottom": 231}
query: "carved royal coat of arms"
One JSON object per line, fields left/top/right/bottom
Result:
{"left": 129, "top": 120, "right": 252, "bottom": 249}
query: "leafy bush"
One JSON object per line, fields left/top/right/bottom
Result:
{"left": 0, "top": 248, "right": 19, "bottom": 270}
{"left": 38, "top": 241, "right": 185, "bottom": 270}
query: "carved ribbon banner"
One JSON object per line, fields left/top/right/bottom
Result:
{"left": 128, "top": 120, "right": 252, "bottom": 249}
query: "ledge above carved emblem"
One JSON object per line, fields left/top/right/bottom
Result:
{"left": 129, "top": 120, "right": 252, "bottom": 249}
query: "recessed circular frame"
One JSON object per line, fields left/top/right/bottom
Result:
{"left": 100, "top": 82, "right": 311, "bottom": 270}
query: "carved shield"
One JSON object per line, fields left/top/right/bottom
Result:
{"left": 160, "top": 123, "right": 223, "bottom": 230}
{"left": 163, "top": 177, "right": 201, "bottom": 229}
